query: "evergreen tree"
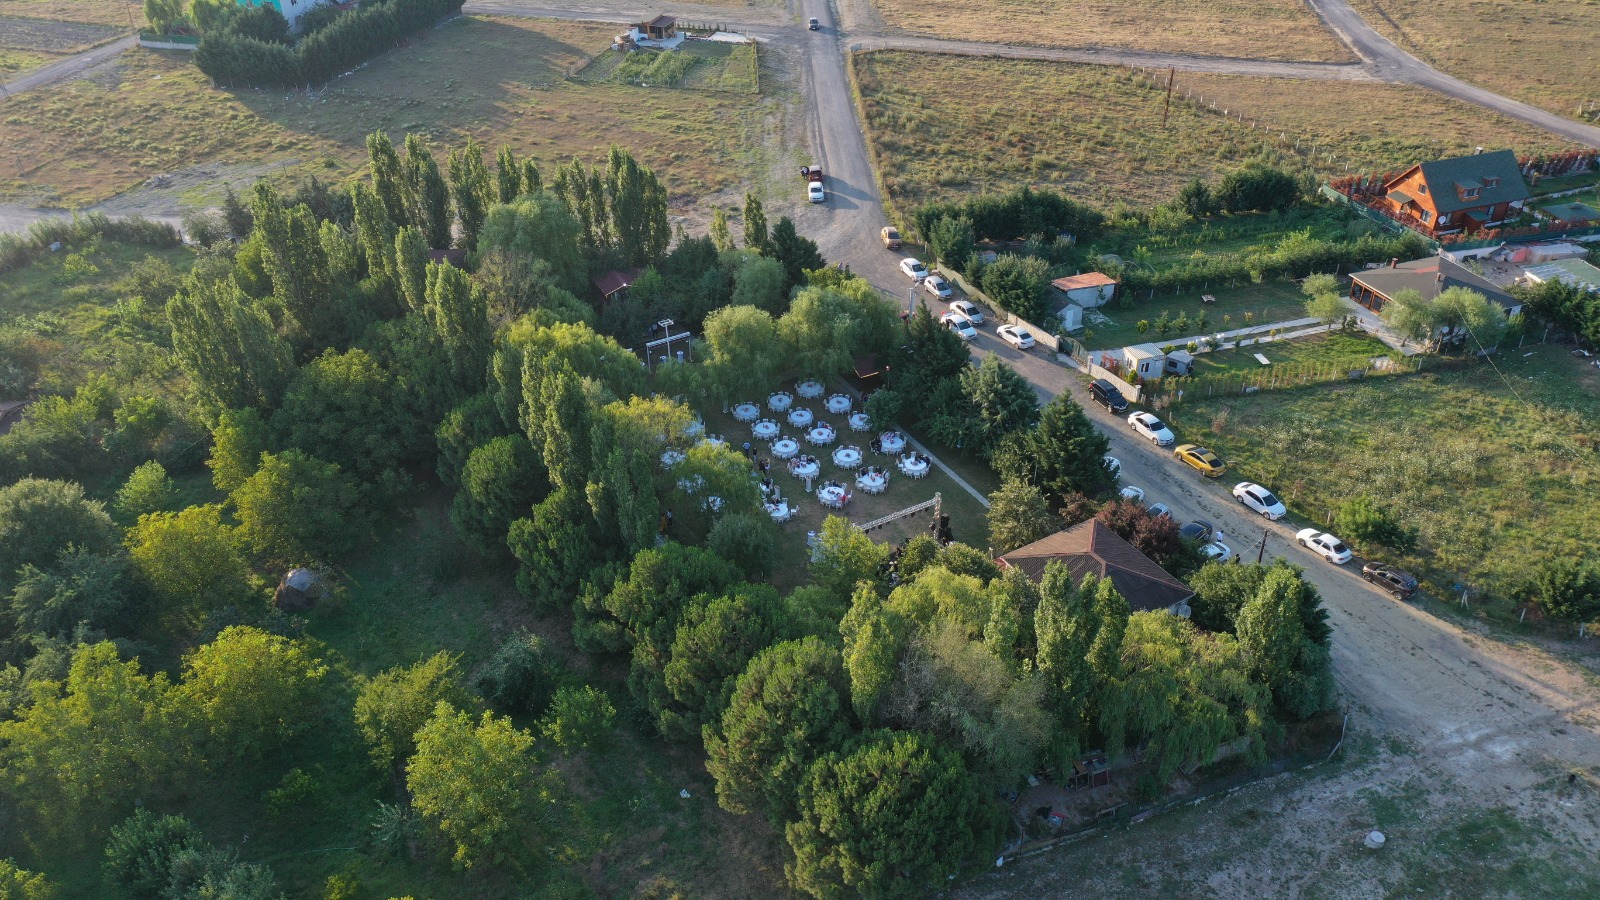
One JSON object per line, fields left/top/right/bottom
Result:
{"left": 1026, "top": 394, "right": 1115, "bottom": 502}
{"left": 519, "top": 157, "right": 542, "bottom": 195}
{"left": 986, "top": 479, "right": 1059, "bottom": 554}
{"left": 365, "top": 130, "right": 409, "bottom": 227}
{"left": 495, "top": 145, "right": 521, "bottom": 204}
{"left": 958, "top": 355, "right": 1039, "bottom": 456}
{"left": 770, "top": 216, "right": 825, "bottom": 288}
{"left": 448, "top": 137, "right": 493, "bottom": 251}
{"left": 403, "top": 134, "right": 452, "bottom": 249}
{"left": 221, "top": 185, "right": 254, "bottom": 238}
{"left": 742, "top": 192, "right": 769, "bottom": 253}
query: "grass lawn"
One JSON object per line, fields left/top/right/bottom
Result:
{"left": 1186, "top": 330, "right": 1392, "bottom": 375}
{"left": 871, "top": 0, "right": 1350, "bottom": 62}
{"left": 1160, "top": 343, "right": 1600, "bottom": 617}
{"left": 1531, "top": 171, "right": 1600, "bottom": 197}
{"left": 0, "top": 16, "right": 782, "bottom": 209}
{"left": 1080, "top": 281, "right": 1311, "bottom": 349}
{"left": 1346, "top": 0, "right": 1600, "bottom": 121}
{"left": 853, "top": 52, "right": 1576, "bottom": 212}
{"left": 0, "top": 45, "right": 53, "bottom": 74}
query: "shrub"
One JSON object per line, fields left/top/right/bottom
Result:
{"left": 475, "top": 630, "right": 557, "bottom": 715}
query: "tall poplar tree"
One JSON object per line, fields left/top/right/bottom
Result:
{"left": 520, "top": 157, "right": 542, "bottom": 195}
{"left": 448, "top": 137, "right": 493, "bottom": 251}
{"left": 742, "top": 192, "right": 768, "bottom": 253}
{"left": 425, "top": 262, "right": 492, "bottom": 405}
{"left": 394, "top": 225, "right": 430, "bottom": 313}
{"left": 404, "top": 134, "right": 452, "bottom": 249}
{"left": 365, "top": 130, "right": 409, "bottom": 227}
{"left": 495, "top": 145, "right": 521, "bottom": 204}
{"left": 352, "top": 181, "right": 397, "bottom": 284}
{"left": 710, "top": 207, "right": 734, "bottom": 252}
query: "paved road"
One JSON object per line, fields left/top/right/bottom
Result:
{"left": 0, "top": 33, "right": 135, "bottom": 97}
{"left": 1306, "top": 0, "right": 1600, "bottom": 147}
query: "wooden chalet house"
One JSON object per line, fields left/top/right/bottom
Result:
{"left": 1379, "top": 149, "right": 1530, "bottom": 237}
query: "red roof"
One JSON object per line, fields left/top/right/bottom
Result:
{"left": 1052, "top": 272, "right": 1117, "bottom": 292}
{"left": 996, "top": 520, "right": 1194, "bottom": 613}
{"left": 592, "top": 268, "right": 642, "bottom": 298}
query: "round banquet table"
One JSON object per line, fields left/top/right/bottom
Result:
{"left": 807, "top": 425, "right": 836, "bottom": 446}
{"left": 879, "top": 431, "right": 906, "bottom": 454}
{"left": 796, "top": 379, "right": 825, "bottom": 399}
{"left": 768, "top": 392, "right": 793, "bottom": 412}
{"left": 771, "top": 437, "right": 799, "bottom": 460}
{"left": 752, "top": 419, "right": 780, "bottom": 440}
{"left": 733, "top": 402, "right": 760, "bottom": 423}
{"left": 788, "top": 407, "right": 815, "bottom": 428}
{"left": 848, "top": 412, "right": 871, "bottom": 432}
{"left": 832, "top": 446, "right": 862, "bottom": 468}
{"left": 825, "top": 394, "right": 852, "bottom": 415}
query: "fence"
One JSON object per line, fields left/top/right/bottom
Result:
{"left": 138, "top": 32, "right": 200, "bottom": 50}
{"left": 936, "top": 265, "right": 1066, "bottom": 354}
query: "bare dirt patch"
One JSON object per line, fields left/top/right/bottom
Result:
{"left": 871, "top": 0, "right": 1352, "bottom": 63}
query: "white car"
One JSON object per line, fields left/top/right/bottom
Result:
{"left": 807, "top": 181, "right": 825, "bottom": 203}
{"left": 1296, "top": 528, "right": 1353, "bottom": 564}
{"left": 924, "top": 274, "right": 953, "bottom": 299}
{"left": 1103, "top": 455, "right": 1121, "bottom": 477}
{"left": 1119, "top": 485, "right": 1145, "bottom": 503}
{"left": 947, "top": 299, "right": 984, "bottom": 324}
{"left": 1146, "top": 502, "right": 1171, "bottom": 519}
{"left": 1233, "top": 482, "right": 1287, "bottom": 520}
{"left": 1201, "top": 541, "right": 1234, "bottom": 562}
{"left": 900, "top": 258, "right": 929, "bottom": 281}
{"left": 997, "top": 324, "right": 1034, "bottom": 349}
{"left": 1127, "top": 411, "right": 1175, "bottom": 446}
{"left": 941, "top": 312, "right": 977, "bottom": 341}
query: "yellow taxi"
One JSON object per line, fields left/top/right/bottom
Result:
{"left": 1173, "top": 444, "right": 1226, "bottom": 477}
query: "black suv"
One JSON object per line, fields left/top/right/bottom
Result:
{"left": 1089, "top": 378, "right": 1128, "bottom": 414}
{"left": 1362, "top": 562, "right": 1418, "bottom": 598}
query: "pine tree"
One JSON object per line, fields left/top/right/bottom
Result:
{"left": 221, "top": 185, "right": 254, "bottom": 238}
{"left": 742, "top": 192, "right": 768, "bottom": 253}
{"left": 710, "top": 207, "right": 734, "bottom": 252}
{"left": 404, "top": 134, "right": 452, "bottom": 249}
{"left": 448, "top": 137, "right": 493, "bottom": 251}
{"left": 769, "top": 216, "right": 824, "bottom": 288}
{"left": 1027, "top": 394, "right": 1115, "bottom": 502}
{"left": 495, "top": 145, "right": 521, "bottom": 204}
{"left": 365, "top": 131, "right": 409, "bottom": 227}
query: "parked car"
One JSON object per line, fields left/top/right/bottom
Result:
{"left": 1103, "top": 455, "right": 1121, "bottom": 477}
{"left": 941, "top": 312, "right": 977, "bottom": 341}
{"left": 808, "top": 16, "right": 820, "bottom": 29}
{"left": 1296, "top": 528, "right": 1353, "bottom": 564}
{"left": 947, "top": 299, "right": 984, "bottom": 324}
{"left": 1127, "top": 411, "right": 1175, "bottom": 446}
{"left": 1089, "top": 378, "right": 1128, "bottom": 414}
{"left": 924, "top": 274, "right": 953, "bottom": 299}
{"left": 807, "top": 181, "right": 826, "bottom": 203}
{"left": 1179, "top": 519, "right": 1214, "bottom": 543}
{"left": 1201, "top": 541, "right": 1235, "bottom": 562}
{"left": 1173, "top": 444, "right": 1226, "bottom": 477}
{"left": 900, "top": 258, "right": 929, "bottom": 281}
{"left": 997, "top": 324, "right": 1035, "bottom": 349}
{"left": 1232, "top": 482, "right": 1286, "bottom": 520}
{"left": 881, "top": 226, "right": 901, "bottom": 249}
{"left": 1119, "top": 485, "right": 1145, "bottom": 503}
{"left": 1146, "top": 502, "right": 1171, "bottom": 519}
{"left": 1362, "top": 562, "right": 1418, "bottom": 598}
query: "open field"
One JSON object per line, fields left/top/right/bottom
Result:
{"left": 1, "top": 1, "right": 136, "bottom": 27}
{"left": 1160, "top": 344, "right": 1600, "bottom": 614}
{"left": 0, "top": 10, "right": 124, "bottom": 75}
{"left": 871, "top": 0, "right": 1351, "bottom": 62}
{"left": 578, "top": 40, "right": 760, "bottom": 93}
{"left": 0, "top": 16, "right": 786, "bottom": 211}
{"left": 1347, "top": 0, "right": 1600, "bottom": 122}
{"left": 853, "top": 53, "right": 1576, "bottom": 212}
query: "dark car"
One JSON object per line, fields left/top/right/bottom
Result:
{"left": 1089, "top": 378, "right": 1128, "bottom": 414}
{"left": 1179, "top": 520, "right": 1214, "bottom": 544}
{"left": 1362, "top": 562, "right": 1418, "bottom": 598}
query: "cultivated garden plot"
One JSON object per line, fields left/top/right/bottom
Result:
{"left": 871, "top": 0, "right": 1351, "bottom": 62}
{"left": 852, "top": 52, "right": 1575, "bottom": 210}
{"left": 0, "top": 16, "right": 782, "bottom": 209}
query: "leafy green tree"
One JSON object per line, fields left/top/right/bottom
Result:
{"left": 448, "top": 137, "right": 493, "bottom": 250}
{"left": 810, "top": 516, "right": 891, "bottom": 613}
{"left": 476, "top": 193, "right": 587, "bottom": 296}
{"left": 979, "top": 253, "right": 1050, "bottom": 321}
{"left": 495, "top": 145, "right": 521, "bottom": 204}
{"left": 125, "top": 504, "right": 253, "bottom": 622}
{"left": 0, "top": 478, "right": 119, "bottom": 595}
{"left": 574, "top": 542, "right": 739, "bottom": 655}
{"left": 167, "top": 275, "right": 295, "bottom": 414}
{"left": 605, "top": 146, "right": 671, "bottom": 265}
{"left": 366, "top": 131, "right": 410, "bottom": 226}
{"left": 839, "top": 584, "right": 907, "bottom": 725}
{"left": 407, "top": 703, "right": 554, "bottom": 869}
{"left": 180, "top": 626, "right": 328, "bottom": 759}
{"left": 1235, "top": 566, "right": 1335, "bottom": 719}
{"left": 520, "top": 157, "right": 542, "bottom": 195}
{"left": 1024, "top": 394, "right": 1115, "bottom": 502}
{"left": 583, "top": 444, "right": 660, "bottom": 559}
{"left": 702, "top": 304, "right": 783, "bottom": 406}
{"left": 8, "top": 547, "right": 129, "bottom": 639}
{"left": 1035, "top": 569, "right": 1128, "bottom": 757}
{"left": 274, "top": 348, "right": 406, "bottom": 480}
{"left": 474, "top": 630, "right": 557, "bottom": 716}
{"left": 507, "top": 486, "right": 596, "bottom": 605}
{"left": 403, "top": 134, "right": 452, "bottom": 249}
{"left": 1187, "top": 561, "right": 1267, "bottom": 633}
{"left": 250, "top": 184, "right": 340, "bottom": 341}
{"left": 538, "top": 684, "right": 616, "bottom": 753}
{"left": 104, "top": 809, "right": 206, "bottom": 900}
{"left": 230, "top": 449, "right": 369, "bottom": 565}
{"left": 731, "top": 253, "right": 789, "bottom": 315}
{"left": 451, "top": 435, "right": 544, "bottom": 556}
{"left": 352, "top": 181, "right": 398, "bottom": 286}
{"left": 1517, "top": 276, "right": 1600, "bottom": 346}
{"left": 786, "top": 730, "right": 992, "bottom": 899}
{"left": 393, "top": 225, "right": 431, "bottom": 313}
{"left": 707, "top": 510, "right": 778, "bottom": 579}
{"left": 1216, "top": 163, "right": 1300, "bottom": 213}
{"left": 426, "top": 262, "right": 492, "bottom": 401}
{"left": 704, "top": 637, "right": 853, "bottom": 823}
{"left": 354, "top": 651, "right": 470, "bottom": 769}
{"left": 771, "top": 217, "right": 825, "bottom": 289}
{"left": 959, "top": 355, "right": 1039, "bottom": 456}
{"left": 1177, "top": 178, "right": 1216, "bottom": 217}
{"left": 0, "top": 642, "right": 186, "bottom": 833}
{"left": 710, "top": 207, "right": 734, "bottom": 252}
{"left": 207, "top": 408, "right": 270, "bottom": 493}
{"left": 1522, "top": 558, "right": 1600, "bottom": 625}
{"left": 927, "top": 215, "right": 976, "bottom": 272}
{"left": 0, "top": 859, "right": 58, "bottom": 900}
{"left": 1435, "top": 285, "right": 1509, "bottom": 350}
{"left": 163, "top": 845, "right": 279, "bottom": 900}
{"left": 115, "top": 460, "right": 176, "bottom": 521}
{"left": 144, "top": 0, "right": 186, "bottom": 31}
{"left": 1334, "top": 495, "right": 1417, "bottom": 554}
{"left": 986, "top": 479, "right": 1060, "bottom": 554}
{"left": 742, "top": 192, "right": 769, "bottom": 253}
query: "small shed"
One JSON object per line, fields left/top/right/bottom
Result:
{"left": 1164, "top": 349, "right": 1195, "bottom": 376}
{"left": 1058, "top": 303, "right": 1084, "bottom": 332}
{"left": 274, "top": 568, "right": 323, "bottom": 613}
{"left": 636, "top": 13, "right": 678, "bottom": 40}
{"left": 1051, "top": 272, "right": 1118, "bottom": 308}
{"left": 1120, "top": 343, "right": 1167, "bottom": 381}
{"left": 1542, "top": 201, "right": 1600, "bottom": 228}
{"left": 592, "top": 268, "right": 643, "bottom": 305}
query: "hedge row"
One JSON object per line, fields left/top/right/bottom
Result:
{"left": 1117, "top": 228, "right": 1430, "bottom": 294}
{"left": 911, "top": 187, "right": 1105, "bottom": 244}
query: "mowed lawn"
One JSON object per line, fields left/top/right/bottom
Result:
{"left": 872, "top": 0, "right": 1351, "bottom": 62}
{"left": 1160, "top": 345, "right": 1600, "bottom": 611}
{"left": 852, "top": 52, "right": 1576, "bottom": 211}
{"left": 0, "top": 16, "right": 779, "bottom": 207}
{"left": 1347, "top": 0, "right": 1600, "bottom": 121}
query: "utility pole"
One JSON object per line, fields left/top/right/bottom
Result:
{"left": 1256, "top": 529, "right": 1269, "bottom": 564}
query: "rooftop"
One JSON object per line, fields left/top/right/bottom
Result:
{"left": 1541, "top": 201, "right": 1600, "bottom": 223}
{"left": 995, "top": 520, "right": 1195, "bottom": 614}
{"left": 592, "top": 268, "right": 643, "bottom": 298}
{"left": 1052, "top": 272, "right": 1118, "bottom": 292}
{"left": 1350, "top": 256, "right": 1518, "bottom": 310}
{"left": 1389, "top": 149, "right": 1530, "bottom": 215}
{"left": 1524, "top": 258, "right": 1600, "bottom": 294}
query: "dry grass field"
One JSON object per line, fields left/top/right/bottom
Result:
{"left": 0, "top": 16, "right": 785, "bottom": 209}
{"left": 853, "top": 51, "right": 1575, "bottom": 210}
{"left": 871, "top": 0, "right": 1351, "bottom": 62}
{"left": 0, "top": 2, "right": 126, "bottom": 76}
{"left": 1347, "top": 0, "right": 1600, "bottom": 121}
{"left": 3, "top": 0, "right": 136, "bottom": 27}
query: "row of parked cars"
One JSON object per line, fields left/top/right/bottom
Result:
{"left": 1089, "top": 378, "right": 1419, "bottom": 598}
{"left": 894, "top": 252, "right": 1041, "bottom": 351}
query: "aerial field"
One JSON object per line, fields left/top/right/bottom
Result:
{"left": 0, "top": 16, "right": 786, "bottom": 211}
{"left": 871, "top": 0, "right": 1351, "bottom": 62}
{"left": 852, "top": 52, "right": 1576, "bottom": 210}
{"left": 3, "top": 0, "right": 135, "bottom": 27}
{"left": 1347, "top": 0, "right": 1600, "bottom": 121}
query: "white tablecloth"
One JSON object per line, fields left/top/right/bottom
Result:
{"left": 848, "top": 412, "right": 871, "bottom": 432}
{"left": 832, "top": 446, "right": 862, "bottom": 468}
{"left": 796, "top": 380, "right": 824, "bottom": 399}
{"left": 825, "top": 394, "right": 852, "bottom": 414}
{"left": 807, "top": 426, "right": 836, "bottom": 446}
{"left": 856, "top": 472, "right": 888, "bottom": 494}
{"left": 899, "top": 456, "right": 929, "bottom": 478}
{"left": 733, "top": 402, "right": 761, "bottom": 422}
{"left": 879, "top": 432, "right": 906, "bottom": 454}
{"left": 768, "top": 392, "right": 793, "bottom": 412}
{"left": 752, "top": 420, "right": 780, "bottom": 440}
{"left": 791, "top": 460, "right": 820, "bottom": 480}
{"left": 818, "top": 485, "right": 849, "bottom": 508}
{"left": 788, "top": 408, "right": 814, "bottom": 428}
{"left": 771, "top": 438, "right": 799, "bottom": 459}
{"left": 766, "top": 501, "right": 791, "bottom": 521}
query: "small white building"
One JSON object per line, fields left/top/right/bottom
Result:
{"left": 1058, "top": 303, "right": 1084, "bottom": 332}
{"left": 1120, "top": 343, "right": 1167, "bottom": 381}
{"left": 234, "top": 0, "right": 333, "bottom": 33}
{"left": 1051, "top": 272, "right": 1118, "bottom": 308}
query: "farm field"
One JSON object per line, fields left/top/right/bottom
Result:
{"left": 852, "top": 52, "right": 1576, "bottom": 211}
{"left": 2, "top": 0, "right": 135, "bottom": 27}
{"left": 1347, "top": 0, "right": 1600, "bottom": 122}
{"left": 0, "top": 9, "right": 124, "bottom": 76}
{"left": 1160, "top": 344, "right": 1600, "bottom": 614}
{"left": 870, "top": 0, "right": 1351, "bottom": 62}
{"left": 0, "top": 16, "right": 786, "bottom": 211}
